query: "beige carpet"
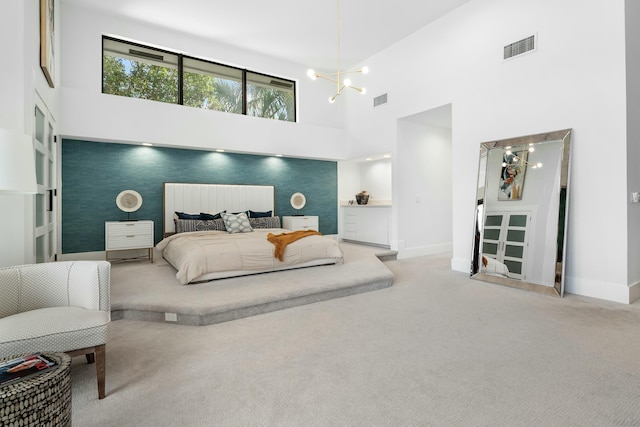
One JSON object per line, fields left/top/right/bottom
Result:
{"left": 110, "top": 243, "right": 394, "bottom": 325}
{"left": 71, "top": 251, "right": 640, "bottom": 426}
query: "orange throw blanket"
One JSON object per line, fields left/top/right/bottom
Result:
{"left": 267, "top": 230, "right": 322, "bottom": 261}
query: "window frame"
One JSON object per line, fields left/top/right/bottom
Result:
{"left": 102, "top": 35, "right": 297, "bottom": 122}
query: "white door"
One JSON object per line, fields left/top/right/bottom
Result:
{"left": 33, "top": 94, "right": 57, "bottom": 263}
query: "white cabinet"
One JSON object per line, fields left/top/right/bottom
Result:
{"left": 105, "top": 220, "right": 154, "bottom": 262}
{"left": 341, "top": 206, "right": 390, "bottom": 247}
{"left": 282, "top": 216, "right": 319, "bottom": 231}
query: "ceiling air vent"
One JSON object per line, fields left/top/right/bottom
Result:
{"left": 374, "top": 93, "right": 388, "bottom": 107}
{"left": 503, "top": 35, "right": 536, "bottom": 60}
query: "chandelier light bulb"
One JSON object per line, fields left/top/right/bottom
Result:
{"left": 505, "top": 150, "right": 512, "bottom": 155}
{"left": 307, "top": 0, "right": 370, "bottom": 102}
{"left": 360, "top": 87, "right": 367, "bottom": 95}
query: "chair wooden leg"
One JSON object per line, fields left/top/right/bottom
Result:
{"left": 95, "top": 344, "right": 106, "bottom": 399}
{"left": 86, "top": 353, "right": 95, "bottom": 364}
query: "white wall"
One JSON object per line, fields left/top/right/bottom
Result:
{"left": 7, "top": 0, "right": 635, "bottom": 303}
{"left": 59, "top": 3, "right": 348, "bottom": 160}
{"left": 343, "top": 0, "right": 630, "bottom": 303}
{"left": 0, "top": 0, "right": 58, "bottom": 267}
{"left": 359, "top": 159, "right": 392, "bottom": 203}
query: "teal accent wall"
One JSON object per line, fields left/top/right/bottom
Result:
{"left": 61, "top": 139, "right": 338, "bottom": 254}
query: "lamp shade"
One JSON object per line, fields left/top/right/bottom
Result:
{"left": 0, "top": 129, "right": 37, "bottom": 194}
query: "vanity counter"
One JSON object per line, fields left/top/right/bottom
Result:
{"left": 340, "top": 203, "right": 391, "bottom": 208}
{"left": 341, "top": 205, "right": 390, "bottom": 247}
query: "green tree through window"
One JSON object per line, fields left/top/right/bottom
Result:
{"left": 102, "top": 37, "right": 295, "bottom": 122}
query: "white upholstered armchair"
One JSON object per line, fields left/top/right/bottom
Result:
{"left": 0, "top": 261, "right": 110, "bottom": 399}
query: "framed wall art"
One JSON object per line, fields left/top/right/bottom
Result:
{"left": 498, "top": 149, "right": 527, "bottom": 200}
{"left": 40, "top": 0, "right": 55, "bottom": 88}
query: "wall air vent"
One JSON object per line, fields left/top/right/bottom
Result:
{"left": 374, "top": 93, "right": 388, "bottom": 107}
{"left": 503, "top": 35, "right": 536, "bottom": 60}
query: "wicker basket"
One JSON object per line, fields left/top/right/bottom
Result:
{"left": 0, "top": 352, "right": 72, "bottom": 427}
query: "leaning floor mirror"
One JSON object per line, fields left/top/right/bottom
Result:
{"left": 470, "top": 129, "right": 571, "bottom": 296}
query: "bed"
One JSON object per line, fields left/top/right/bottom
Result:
{"left": 157, "top": 183, "right": 344, "bottom": 284}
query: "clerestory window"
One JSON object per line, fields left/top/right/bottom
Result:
{"left": 102, "top": 36, "right": 296, "bottom": 122}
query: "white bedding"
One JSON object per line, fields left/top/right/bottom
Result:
{"left": 156, "top": 228, "right": 344, "bottom": 285}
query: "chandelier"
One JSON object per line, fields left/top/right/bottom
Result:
{"left": 306, "top": 0, "right": 369, "bottom": 103}
{"left": 503, "top": 145, "right": 543, "bottom": 169}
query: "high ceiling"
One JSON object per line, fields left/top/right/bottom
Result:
{"left": 61, "top": 0, "right": 471, "bottom": 70}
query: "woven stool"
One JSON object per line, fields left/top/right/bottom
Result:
{"left": 0, "top": 353, "right": 72, "bottom": 427}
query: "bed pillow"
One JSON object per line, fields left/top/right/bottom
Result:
{"left": 222, "top": 212, "right": 253, "bottom": 234}
{"left": 199, "top": 211, "right": 224, "bottom": 220}
{"left": 249, "top": 216, "right": 281, "bottom": 229}
{"left": 248, "top": 210, "right": 273, "bottom": 218}
{"left": 175, "top": 211, "right": 201, "bottom": 220}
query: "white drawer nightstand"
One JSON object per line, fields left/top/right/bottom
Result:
{"left": 105, "top": 220, "right": 154, "bottom": 262}
{"left": 282, "top": 215, "right": 319, "bottom": 231}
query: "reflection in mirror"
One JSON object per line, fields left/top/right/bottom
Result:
{"left": 471, "top": 129, "right": 571, "bottom": 296}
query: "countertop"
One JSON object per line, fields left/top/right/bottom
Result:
{"left": 340, "top": 203, "right": 391, "bottom": 208}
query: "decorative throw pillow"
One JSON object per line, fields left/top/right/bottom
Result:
{"left": 249, "top": 216, "right": 281, "bottom": 229}
{"left": 175, "top": 219, "right": 198, "bottom": 233}
{"left": 195, "top": 218, "right": 227, "bottom": 232}
{"left": 221, "top": 212, "right": 253, "bottom": 234}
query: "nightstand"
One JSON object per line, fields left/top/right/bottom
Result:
{"left": 105, "top": 220, "right": 154, "bottom": 262}
{"left": 282, "top": 215, "right": 319, "bottom": 231}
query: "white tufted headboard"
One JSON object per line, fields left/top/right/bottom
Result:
{"left": 163, "top": 183, "right": 275, "bottom": 235}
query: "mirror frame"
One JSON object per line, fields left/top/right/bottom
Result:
{"left": 470, "top": 129, "right": 572, "bottom": 296}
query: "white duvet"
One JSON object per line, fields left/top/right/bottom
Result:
{"left": 156, "top": 228, "right": 344, "bottom": 285}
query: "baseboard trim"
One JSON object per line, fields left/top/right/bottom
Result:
{"left": 398, "top": 243, "right": 452, "bottom": 260}
{"left": 564, "top": 275, "right": 632, "bottom": 304}
{"left": 629, "top": 281, "right": 640, "bottom": 304}
{"left": 59, "top": 251, "right": 105, "bottom": 261}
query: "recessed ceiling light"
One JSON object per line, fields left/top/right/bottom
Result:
{"left": 275, "top": 154, "right": 283, "bottom": 157}
{"left": 366, "top": 158, "right": 372, "bottom": 161}
{"left": 383, "top": 154, "right": 391, "bottom": 158}
{"left": 215, "top": 149, "right": 225, "bottom": 152}
{"left": 142, "top": 142, "right": 153, "bottom": 146}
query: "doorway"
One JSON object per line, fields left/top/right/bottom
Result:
{"left": 395, "top": 103, "right": 453, "bottom": 257}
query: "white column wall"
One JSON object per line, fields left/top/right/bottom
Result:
{"left": 0, "top": 0, "right": 58, "bottom": 267}
{"left": 343, "top": 0, "right": 629, "bottom": 302}
{"left": 625, "top": 0, "right": 640, "bottom": 303}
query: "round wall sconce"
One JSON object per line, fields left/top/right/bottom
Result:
{"left": 116, "top": 190, "right": 142, "bottom": 221}
{"left": 290, "top": 192, "right": 306, "bottom": 215}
